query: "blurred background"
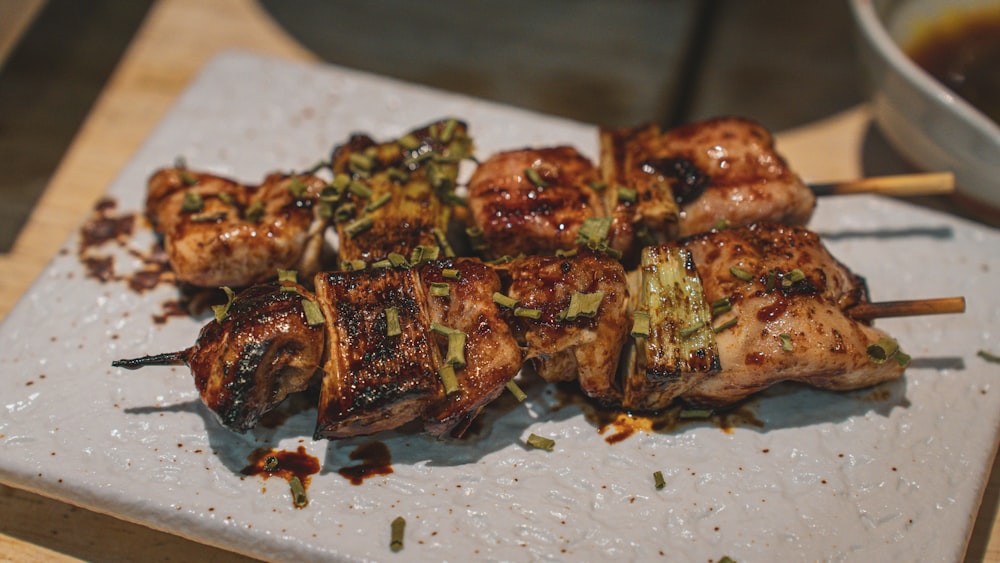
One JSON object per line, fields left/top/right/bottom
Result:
{"left": 0, "top": 0, "right": 864, "bottom": 253}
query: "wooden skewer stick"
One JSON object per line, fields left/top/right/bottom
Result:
{"left": 112, "top": 351, "right": 188, "bottom": 370}
{"left": 809, "top": 171, "right": 955, "bottom": 197}
{"left": 848, "top": 296, "right": 965, "bottom": 320}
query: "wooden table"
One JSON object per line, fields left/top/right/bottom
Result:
{"left": 0, "top": 0, "right": 996, "bottom": 560}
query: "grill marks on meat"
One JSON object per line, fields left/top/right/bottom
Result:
{"left": 676, "top": 224, "right": 903, "bottom": 406}
{"left": 184, "top": 281, "right": 325, "bottom": 431}
{"left": 466, "top": 147, "right": 610, "bottom": 258}
{"left": 146, "top": 168, "right": 328, "bottom": 288}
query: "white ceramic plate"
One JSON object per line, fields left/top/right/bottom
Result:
{"left": 1, "top": 51, "right": 998, "bottom": 562}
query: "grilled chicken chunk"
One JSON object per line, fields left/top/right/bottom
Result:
{"left": 328, "top": 119, "right": 472, "bottom": 265}
{"left": 675, "top": 223, "right": 906, "bottom": 406}
{"left": 146, "top": 168, "right": 328, "bottom": 287}
{"left": 503, "top": 250, "right": 630, "bottom": 406}
{"left": 418, "top": 258, "right": 523, "bottom": 437}
{"left": 601, "top": 117, "right": 816, "bottom": 239}
{"left": 466, "top": 146, "right": 612, "bottom": 258}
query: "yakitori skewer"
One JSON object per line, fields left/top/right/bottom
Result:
{"left": 848, "top": 296, "right": 966, "bottom": 320}
{"left": 808, "top": 171, "right": 955, "bottom": 197}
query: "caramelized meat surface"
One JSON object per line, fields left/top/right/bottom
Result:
{"left": 146, "top": 168, "right": 328, "bottom": 288}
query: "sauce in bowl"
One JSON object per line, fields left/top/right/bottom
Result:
{"left": 906, "top": 7, "right": 1000, "bottom": 124}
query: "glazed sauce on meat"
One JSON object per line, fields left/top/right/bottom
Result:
{"left": 906, "top": 7, "right": 1000, "bottom": 123}
{"left": 337, "top": 441, "right": 394, "bottom": 485}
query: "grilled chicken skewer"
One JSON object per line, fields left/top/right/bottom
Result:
{"left": 114, "top": 224, "right": 961, "bottom": 438}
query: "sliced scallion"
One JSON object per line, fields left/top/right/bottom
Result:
{"left": 505, "top": 380, "right": 527, "bottom": 402}
{"left": 289, "top": 476, "right": 308, "bottom": 508}
{"left": 653, "top": 470, "right": 666, "bottom": 490}
{"left": 526, "top": 433, "right": 555, "bottom": 451}
{"left": 429, "top": 282, "right": 450, "bottom": 298}
{"left": 385, "top": 307, "right": 401, "bottom": 337}
{"left": 390, "top": 516, "right": 406, "bottom": 552}
{"left": 211, "top": 286, "right": 236, "bottom": 322}
{"left": 779, "top": 333, "right": 793, "bottom": 351}
{"left": 302, "top": 299, "right": 325, "bottom": 326}
{"left": 729, "top": 266, "right": 754, "bottom": 282}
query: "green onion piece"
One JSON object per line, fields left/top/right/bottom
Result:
{"left": 181, "top": 191, "right": 204, "bottom": 212}
{"left": 442, "top": 268, "right": 460, "bottom": 280}
{"left": 345, "top": 217, "right": 374, "bottom": 237}
{"left": 179, "top": 171, "right": 199, "bottom": 186}
{"left": 514, "top": 307, "right": 542, "bottom": 319}
{"left": 398, "top": 134, "right": 421, "bottom": 151}
{"left": 712, "top": 218, "right": 731, "bottom": 230}
{"left": 492, "top": 292, "right": 518, "bottom": 309}
{"left": 390, "top": 516, "right": 406, "bottom": 552}
{"left": 277, "top": 269, "right": 298, "bottom": 283}
{"left": 385, "top": 307, "right": 401, "bottom": 337}
{"left": 211, "top": 286, "right": 236, "bottom": 322}
{"left": 341, "top": 259, "right": 366, "bottom": 271}
{"left": 409, "top": 245, "right": 440, "bottom": 264}
{"left": 779, "top": 333, "right": 793, "bottom": 351}
{"left": 245, "top": 200, "right": 265, "bottom": 223}
{"left": 438, "top": 364, "right": 460, "bottom": 394}
{"left": 190, "top": 211, "right": 227, "bottom": 223}
{"left": 680, "top": 321, "right": 706, "bottom": 338}
{"left": 866, "top": 337, "right": 909, "bottom": 366}
{"left": 387, "top": 167, "right": 410, "bottom": 183}
{"left": 505, "top": 380, "right": 527, "bottom": 402}
{"left": 465, "top": 225, "right": 487, "bottom": 252}
{"left": 589, "top": 180, "right": 607, "bottom": 192}
{"left": 525, "top": 167, "right": 548, "bottom": 188}
{"left": 555, "top": 247, "right": 578, "bottom": 258}
{"left": 438, "top": 119, "right": 458, "bottom": 144}
{"left": 430, "top": 282, "right": 450, "bottom": 298}
{"left": 710, "top": 297, "right": 732, "bottom": 316}
{"left": 430, "top": 322, "right": 457, "bottom": 336}
{"left": 263, "top": 456, "right": 278, "bottom": 472}
{"left": 631, "top": 311, "right": 651, "bottom": 338}
{"left": 617, "top": 187, "right": 638, "bottom": 203}
{"left": 653, "top": 470, "right": 666, "bottom": 490}
{"left": 445, "top": 331, "right": 466, "bottom": 367}
{"left": 713, "top": 317, "right": 737, "bottom": 334}
{"left": 365, "top": 192, "right": 392, "bottom": 212}
{"left": 526, "top": 433, "right": 555, "bottom": 451}
{"left": 288, "top": 176, "right": 308, "bottom": 198}
{"left": 387, "top": 252, "right": 410, "bottom": 268}
{"left": 718, "top": 557, "right": 736, "bottom": 563}
{"left": 333, "top": 202, "right": 356, "bottom": 223}
{"left": 561, "top": 291, "right": 604, "bottom": 321}
{"left": 371, "top": 259, "right": 392, "bottom": 269}
{"left": 427, "top": 162, "right": 451, "bottom": 192}
{"left": 978, "top": 350, "right": 1000, "bottom": 364}
{"left": 679, "top": 408, "right": 713, "bottom": 419}
{"left": 289, "top": 476, "right": 308, "bottom": 508}
{"left": 781, "top": 268, "right": 806, "bottom": 287}
{"left": 576, "top": 216, "right": 612, "bottom": 245}
{"left": 765, "top": 269, "right": 777, "bottom": 292}
{"left": 729, "top": 266, "right": 754, "bottom": 282}
{"left": 331, "top": 173, "right": 351, "bottom": 190}
{"left": 348, "top": 181, "right": 372, "bottom": 199}
{"left": 348, "top": 152, "right": 373, "bottom": 175}
{"left": 302, "top": 299, "right": 325, "bottom": 326}
{"left": 217, "top": 192, "right": 235, "bottom": 206}
{"left": 305, "top": 159, "right": 329, "bottom": 174}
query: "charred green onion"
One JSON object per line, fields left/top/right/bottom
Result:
{"left": 653, "top": 470, "right": 666, "bottom": 490}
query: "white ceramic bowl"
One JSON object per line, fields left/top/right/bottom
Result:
{"left": 849, "top": 0, "right": 1000, "bottom": 210}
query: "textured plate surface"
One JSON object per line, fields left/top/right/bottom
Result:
{"left": 1, "top": 51, "right": 998, "bottom": 562}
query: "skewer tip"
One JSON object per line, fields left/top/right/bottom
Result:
{"left": 111, "top": 351, "right": 188, "bottom": 370}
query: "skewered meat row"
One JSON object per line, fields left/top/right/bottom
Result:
{"left": 114, "top": 224, "right": 913, "bottom": 440}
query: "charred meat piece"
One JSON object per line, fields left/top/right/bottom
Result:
{"left": 466, "top": 146, "right": 611, "bottom": 258}
{"left": 327, "top": 119, "right": 472, "bottom": 265}
{"left": 601, "top": 117, "right": 815, "bottom": 239}
{"left": 503, "top": 250, "right": 629, "bottom": 406}
{"left": 417, "top": 258, "right": 523, "bottom": 438}
{"left": 113, "top": 280, "right": 326, "bottom": 432}
{"left": 676, "top": 223, "right": 905, "bottom": 406}
{"left": 145, "top": 168, "right": 328, "bottom": 288}
{"left": 313, "top": 267, "right": 443, "bottom": 439}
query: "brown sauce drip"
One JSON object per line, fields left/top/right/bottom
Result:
{"left": 241, "top": 445, "right": 321, "bottom": 507}
{"left": 337, "top": 441, "right": 394, "bottom": 485}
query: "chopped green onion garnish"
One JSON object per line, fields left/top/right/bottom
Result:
{"left": 631, "top": 311, "right": 650, "bottom": 338}
{"left": 779, "top": 333, "right": 793, "bottom": 351}
{"left": 438, "top": 364, "right": 459, "bottom": 395}
{"left": 438, "top": 119, "right": 458, "bottom": 144}
{"left": 179, "top": 171, "right": 198, "bottom": 186}
{"left": 589, "top": 180, "right": 607, "bottom": 192}
{"left": 181, "top": 191, "right": 204, "bottom": 212}
{"left": 729, "top": 266, "right": 754, "bottom": 282}
{"left": 333, "top": 202, "right": 355, "bottom": 223}
{"left": 445, "top": 331, "right": 466, "bottom": 367}
{"left": 713, "top": 317, "right": 737, "bottom": 334}
{"left": 387, "top": 252, "right": 409, "bottom": 268}
{"left": 430, "top": 282, "right": 450, "bottom": 297}
{"left": 978, "top": 350, "right": 1000, "bottom": 364}
{"left": 387, "top": 167, "right": 409, "bottom": 183}
{"left": 390, "top": 516, "right": 406, "bottom": 552}
{"left": 345, "top": 217, "right": 374, "bottom": 237}
{"left": 427, "top": 162, "right": 450, "bottom": 191}
{"left": 409, "top": 245, "right": 440, "bottom": 264}
{"left": 341, "top": 259, "right": 366, "bottom": 271}
{"left": 781, "top": 268, "right": 806, "bottom": 287}
{"left": 331, "top": 173, "right": 351, "bottom": 190}
{"left": 866, "top": 337, "right": 910, "bottom": 366}
{"left": 398, "top": 134, "right": 421, "bottom": 151}
{"left": 526, "top": 433, "right": 555, "bottom": 451}
{"left": 385, "top": 307, "right": 401, "bottom": 336}
{"left": 712, "top": 218, "right": 730, "bottom": 230}
{"left": 617, "top": 187, "right": 638, "bottom": 203}
{"left": 348, "top": 181, "right": 372, "bottom": 199}
{"left": 442, "top": 268, "right": 460, "bottom": 280}
{"left": 217, "top": 192, "right": 235, "bottom": 206}
{"left": 289, "top": 476, "right": 308, "bottom": 508}
{"left": 190, "top": 211, "right": 227, "bottom": 223}
{"left": 302, "top": 299, "right": 325, "bottom": 326}
{"left": 492, "top": 292, "right": 518, "bottom": 309}
{"left": 505, "top": 380, "right": 527, "bottom": 402}
{"left": 371, "top": 259, "right": 392, "bottom": 269}
{"left": 277, "top": 269, "right": 298, "bottom": 283}
{"left": 365, "top": 192, "right": 392, "bottom": 212}
{"left": 653, "top": 470, "right": 666, "bottom": 490}
{"left": 288, "top": 176, "right": 308, "bottom": 198}
{"left": 679, "top": 321, "right": 706, "bottom": 338}
{"left": 245, "top": 200, "right": 265, "bottom": 223}
{"left": 576, "top": 217, "right": 612, "bottom": 245}
{"left": 432, "top": 228, "right": 456, "bottom": 257}
{"left": 211, "top": 286, "right": 236, "bottom": 322}
{"left": 555, "top": 247, "right": 578, "bottom": 258}
{"left": 348, "top": 152, "right": 374, "bottom": 175}
{"left": 560, "top": 291, "right": 604, "bottom": 321}
{"left": 524, "top": 167, "right": 548, "bottom": 188}
{"left": 514, "top": 307, "right": 542, "bottom": 319}
{"left": 710, "top": 297, "right": 732, "bottom": 316}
